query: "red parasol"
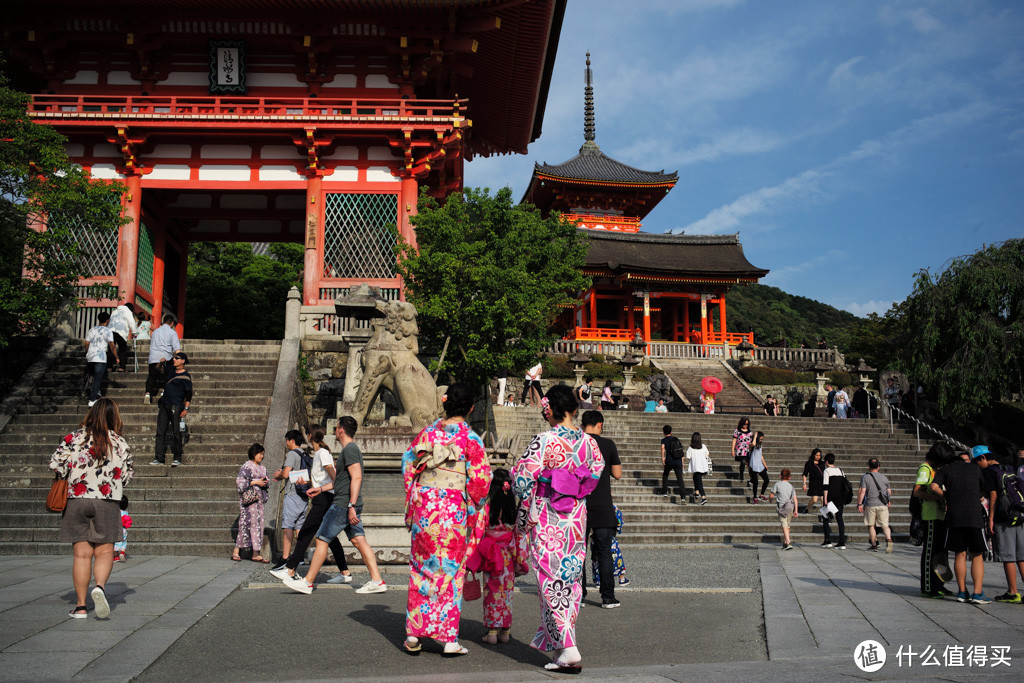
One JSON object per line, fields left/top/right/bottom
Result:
{"left": 701, "top": 376, "right": 723, "bottom": 395}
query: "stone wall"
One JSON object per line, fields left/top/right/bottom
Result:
{"left": 299, "top": 338, "right": 349, "bottom": 427}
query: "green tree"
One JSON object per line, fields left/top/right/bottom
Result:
{"left": 185, "top": 242, "right": 303, "bottom": 339}
{"left": 897, "top": 239, "right": 1024, "bottom": 421}
{"left": 0, "top": 70, "right": 125, "bottom": 346}
{"left": 396, "top": 187, "right": 590, "bottom": 386}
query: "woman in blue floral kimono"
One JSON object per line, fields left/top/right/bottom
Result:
{"left": 513, "top": 384, "right": 604, "bottom": 673}
{"left": 402, "top": 382, "right": 492, "bottom": 657}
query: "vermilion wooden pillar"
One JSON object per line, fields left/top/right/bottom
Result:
{"left": 151, "top": 223, "right": 166, "bottom": 324}
{"left": 589, "top": 288, "right": 597, "bottom": 329}
{"left": 718, "top": 297, "right": 727, "bottom": 341}
{"left": 118, "top": 175, "right": 142, "bottom": 305}
{"left": 643, "top": 292, "right": 651, "bottom": 349}
{"left": 682, "top": 300, "right": 690, "bottom": 342}
{"left": 303, "top": 176, "right": 323, "bottom": 304}
{"left": 700, "top": 296, "right": 708, "bottom": 344}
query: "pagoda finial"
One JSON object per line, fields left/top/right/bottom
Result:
{"left": 582, "top": 52, "right": 599, "bottom": 153}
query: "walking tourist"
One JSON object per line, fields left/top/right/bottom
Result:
{"left": 513, "top": 385, "right": 604, "bottom": 674}
{"left": 914, "top": 441, "right": 955, "bottom": 598}
{"left": 600, "top": 380, "right": 614, "bottom": 410}
{"left": 471, "top": 469, "right": 529, "bottom": 646}
{"left": 700, "top": 390, "right": 715, "bottom": 414}
{"left": 802, "top": 448, "right": 824, "bottom": 511}
{"left": 84, "top": 312, "right": 117, "bottom": 407}
{"left": 145, "top": 313, "right": 180, "bottom": 404}
{"left": 113, "top": 495, "right": 131, "bottom": 563}
{"left": 271, "top": 426, "right": 351, "bottom": 584}
{"left": 858, "top": 458, "right": 893, "bottom": 552}
{"left": 581, "top": 409, "right": 623, "bottom": 609}
{"left": 107, "top": 301, "right": 136, "bottom": 373}
{"left": 151, "top": 352, "right": 191, "bottom": 467}
{"left": 825, "top": 384, "right": 836, "bottom": 417}
{"left": 686, "top": 432, "right": 711, "bottom": 505}
{"left": 134, "top": 310, "right": 152, "bottom": 340}
{"left": 732, "top": 417, "right": 754, "bottom": 480}
{"left": 522, "top": 359, "right": 543, "bottom": 407}
{"left": 50, "top": 398, "right": 133, "bottom": 619}
{"left": 659, "top": 424, "right": 687, "bottom": 501}
{"left": 884, "top": 378, "right": 900, "bottom": 415}
{"left": 271, "top": 429, "right": 310, "bottom": 569}
{"left": 232, "top": 443, "right": 270, "bottom": 563}
{"left": 575, "top": 377, "right": 594, "bottom": 410}
{"left": 748, "top": 432, "right": 769, "bottom": 503}
{"left": 988, "top": 446, "right": 1024, "bottom": 604}
{"left": 833, "top": 386, "right": 851, "bottom": 418}
{"left": 929, "top": 446, "right": 992, "bottom": 603}
{"left": 401, "top": 382, "right": 492, "bottom": 657}
{"left": 282, "top": 417, "right": 386, "bottom": 595}
{"left": 821, "top": 453, "right": 849, "bottom": 549}
{"left": 769, "top": 469, "right": 798, "bottom": 550}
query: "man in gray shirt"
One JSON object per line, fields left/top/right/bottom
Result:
{"left": 283, "top": 416, "right": 386, "bottom": 595}
{"left": 858, "top": 458, "right": 893, "bottom": 553}
{"left": 145, "top": 313, "right": 181, "bottom": 404}
{"left": 271, "top": 429, "right": 308, "bottom": 570}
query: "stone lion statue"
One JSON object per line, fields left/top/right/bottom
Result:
{"left": 351, "top": 299, "right": 443, "bottom": 430}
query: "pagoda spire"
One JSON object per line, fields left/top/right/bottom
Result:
{"left": 581, "top": 52, "right": 600, "bottom": 153}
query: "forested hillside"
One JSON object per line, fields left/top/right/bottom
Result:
{"left": 726, "top": 284, "right": 864, "bottom": 349}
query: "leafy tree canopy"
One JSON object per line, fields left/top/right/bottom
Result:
{"left": 896, "top": 239, "right": 1024, "bottom": 421}
{"left": 184, "top": 242, "right": 303, "bottom": 339}
{"left": 726, "top": 284, "right": 863, "bottom": 350}
{"left": 396, "top": 187, "right": 590, "bottom": 386}
{"left": 0, "top": 68, "right": 125, "bottom": 346}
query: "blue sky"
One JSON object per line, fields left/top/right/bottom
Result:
{"left": 464, "top": 0, "right": 1024, "bottom": 317}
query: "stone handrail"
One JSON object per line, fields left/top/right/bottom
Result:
{"left": 751, "top": 346, "right": 838, "bottom": 365}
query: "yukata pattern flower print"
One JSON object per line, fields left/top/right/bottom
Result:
{"left": 403, "top": 419, "right": 491, "bottom": 643}
{"left": 513, "top": 425, "right": 603, "bottom": 652}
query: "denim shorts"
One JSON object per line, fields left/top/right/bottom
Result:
{"left": 315, "top": 503, "right": 364, "bottom": 543}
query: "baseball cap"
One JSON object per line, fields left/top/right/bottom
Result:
{"left": 971, "top": 445, "right": 991, "bottom": 459}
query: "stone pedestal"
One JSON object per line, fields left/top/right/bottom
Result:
{"left": 622, "top": 368, "right": 637, "bottom": 393}
{"left": 573, "top": 368, "right": 587, "bottom": 388}
{"left": 342, "top": 328, "right": 373, "bottom": 404}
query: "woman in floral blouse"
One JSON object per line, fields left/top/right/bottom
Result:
{"left": 50, "top": 398, "right": 134, "bottom": 619}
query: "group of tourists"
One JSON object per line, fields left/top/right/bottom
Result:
{"left": 913, "top": 441, "right": 1024, "bottom": 605}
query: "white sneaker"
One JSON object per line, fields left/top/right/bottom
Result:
{"left": 326, "top": 573, "right": 353, "bottom": 584}
{"left": 283, "top": 575, "right": 312, "bottom": 594}
{"left": 144, "top": 393, "right": 151, "bottom": 404}
{"left": 91, "top": 586, "right": 110, "bottom": 619}
{"left": 355, "top": 579, "right": 387, "bottom": 594}
{"left": 270, "top": 567, "right": 292, "bottom": 580}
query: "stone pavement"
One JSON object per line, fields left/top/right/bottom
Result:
{"left": 0, "top": 555, "right": 250, "bottom": 681}
{"left": 2, "top": 544, "right": 1023, "bottom": 681}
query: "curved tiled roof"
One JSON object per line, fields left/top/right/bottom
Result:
{"left": 582, "top": 230, "right": 769, "bottom": 280}
{"left": 534, "top": 143, "right": 678, "bottom": 185}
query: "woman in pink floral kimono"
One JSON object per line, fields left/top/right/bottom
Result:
{"left": 402, "top": 382, "right": 492, "bottom": 657}
{"left": 513, "top": 384, "right": 604, "bottom": 673}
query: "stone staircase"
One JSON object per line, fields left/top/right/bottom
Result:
{"left": 0, "top": 339, "right": 280, "bottom": 556}
{"left": 493, "top": 406, "right": 923, "bottom": 547}
{"left": 655, "top": 358, "right": 764, "bottom": 413}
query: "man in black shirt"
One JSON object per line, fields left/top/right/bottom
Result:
{"left": 152, "top": 352, "right": 192, "bottom": 467}
{"left": 659, "top": 425, "right": 687, "bottom": 503}
{"left": 930, "top": 446, "right": 992, "bottom": 604}
{"left": 581, "top": 410, "right": 622, "bottom": 609}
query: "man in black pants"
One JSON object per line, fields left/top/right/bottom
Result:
{"left": 270, "top": 425, "right": 350, "bottom": 584}
{"left": 581, "top": 410, "right": 622, "bottom": 608}
{"left": 821, "top": 453, "right": 848, "bottom": 549}
{"left": 151, "top": 352, "right": 191, "bottom": 467}
{"left": 659, "top": 425, "right": 687, "bottom": 504}
{"left": 914, "top": 442, "right": 954, "bottom": 597}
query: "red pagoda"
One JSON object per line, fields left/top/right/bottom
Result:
{"left": 3, "top": 0, "right": 566, "bottom": 334}
{"left": 523, "top": 54, "right": 768, "bottom": 347}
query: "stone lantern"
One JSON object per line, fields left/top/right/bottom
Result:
{"left": 618, "top": 351, "right": 641, "bottom": 393}
{"left": 857, "top": 358, "right": 876, "bottom": 391}
{"left": 735, "top": 339, "right": 755, "bottom": 368}
{"left": 813, "top": 362, "right": 831, "bottom": 408}
{"left": 570, "top": 350, "right": 592, "bottom": 388}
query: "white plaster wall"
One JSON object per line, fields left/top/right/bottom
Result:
{"left": 151, "top": 144, "right": 192, "bottom": 158}
{"left": 197, "top": 165, "right": 251, "bottom": 181}
{"left": 260, "top": 145, "right": 299, "bottom": 159}
{"left": 107, "top": 71, "right": 140, "bottom": 85}
{"left": 259, "top": 166, "right": 304, "bottom": 181}
{"left": 163, "top": 72, "right": 209, "bottom": 87}
{"left": 323, "top": 168, "right": 359, "bottom": 182}
{"left": 92, "top": 144, "right": 121, "bottom": 158}
{"left": 65, "top": 70, "right": 99, "bottom": 85}
{"left": 88, "top": 164, "right": 122, "bottom": 180}
{"left": 200, "top": 145, "right": 251, "bottom": 159}
{"left": 247, "top": 72, "right": 304, "bottom": 88}
{"left": 323, "top": 146, "right": 359, "bottom": 160}
{"left": 324, "top": 74, "right": 358, "bottom": 87}
{"left": 367, "top": 146, "right": 396, "bottom": 160}
{"left": 365, "top": 74, "right": 396, "bottom": 89}
{"left": 366, "top": 167, "right": 398, "bottom": 182}
{"left": 146, "top": 165, "right": 192, "bottom": 180}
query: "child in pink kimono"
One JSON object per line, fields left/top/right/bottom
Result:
{"left": 470, "top": 469, "right": 529, "bottom": 645}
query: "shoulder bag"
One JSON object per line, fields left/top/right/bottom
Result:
{"left": 46, "top": 474, "right": 69, "bottom": 513}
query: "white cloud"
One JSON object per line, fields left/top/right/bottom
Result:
{"left": 843, "top": 300, "right": 894, "bottom": 316}
{"left": 679, "top": 102, "right": 999, "bottom": 235}
{"left": 616, "top": 127, "right": 785, "bottom": 169}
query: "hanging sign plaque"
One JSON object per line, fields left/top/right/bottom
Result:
{"left": 209, "top": 40, "right": 246, "bottom": 94}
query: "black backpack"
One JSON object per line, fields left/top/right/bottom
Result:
{"left": 834, "top": 470, "right": 853, "bottom": 506}
{"left": 293, "top": 448, "right": 315, "bottom": 500}
{"left": 667, "top": 436, "right": 685, "bottom": 462}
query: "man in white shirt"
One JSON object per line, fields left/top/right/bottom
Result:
{"left": 145, "top": 313, "right": 181, "bottom": 404}
{"left": 521, "top": 361, "right": 543, "bottom": 407}
{"left": 107, "top": 302, "right": 137, "bottom": 372}
{"left": 84, "top": 312, "right": 117, "bottom": 406}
